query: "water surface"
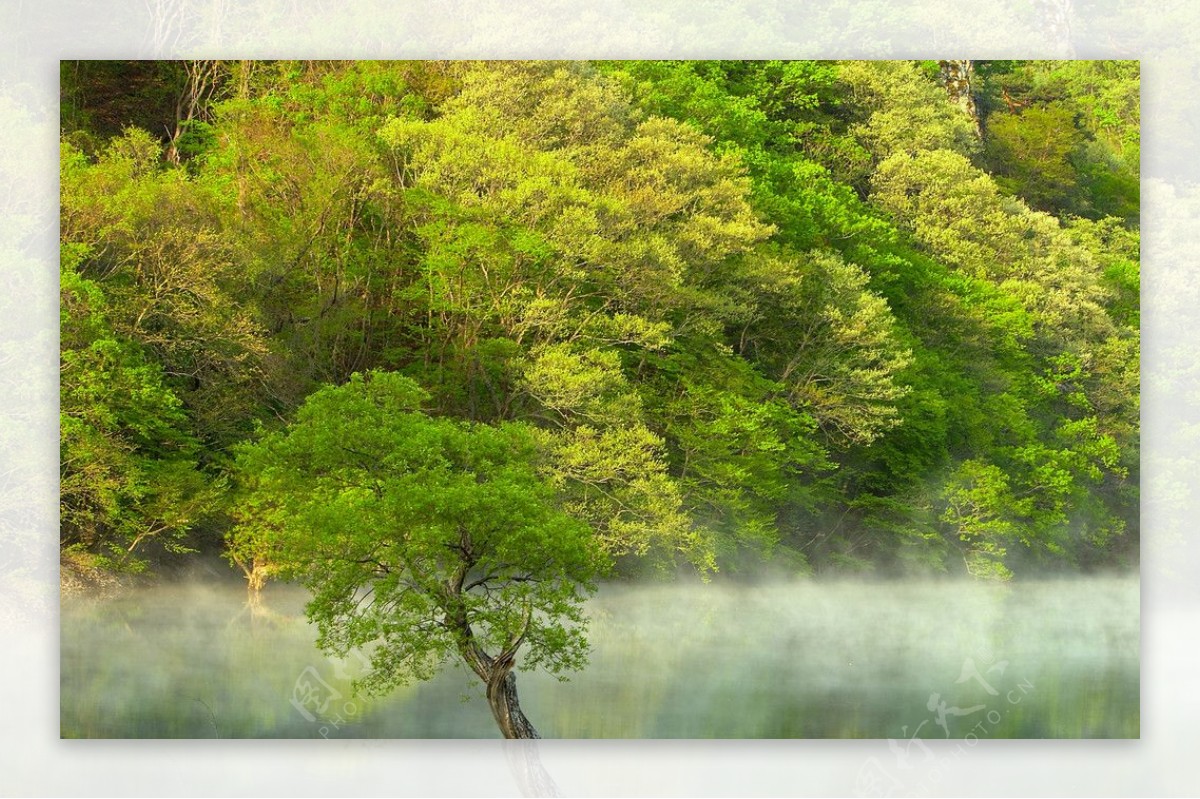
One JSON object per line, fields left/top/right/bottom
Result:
{"left": 60, "top": 576, "right": 1139, "bottom": 738}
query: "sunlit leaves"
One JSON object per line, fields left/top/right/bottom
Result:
{"left": 60, "top": 262, "right": 213, "bottom": 569}
{"left": 837, "top": 60, "right": 979, "bottom": 162}
{"left": 62, "top": 59, "right": 1139, "bottom": 583}
{"left": 60, "top": 132, "right": 268, "bottom": 447}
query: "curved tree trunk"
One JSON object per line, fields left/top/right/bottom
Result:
{"left": 247, "top": 558, "right": 271, "bottom": 593}
{"left": 235, "top": 554, "right": 272, "bottom": 600}
{"left": 487, "top": 667, "right": 540, "bottom": 739}
{"left": 453, "top": 616, "right": 541, "bottom": 738}
{"left": 445, "top": 545, "right": 541, "bottom": 739}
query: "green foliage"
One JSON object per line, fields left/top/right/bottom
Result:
{"left": 984, "top": 106, "right": 1085, "bottom": 213}
{"left": 652, "top": 353, "right": 828, "bottom": 571}
{"left": 976, "top": 60, "right": 1139, "bottom": 223}
{"left": 62, "top": 59, "right": 1139, "bottom": 585}
{"left": 836, "top": 60, "right": 979, "bottom": 163}
{"left": 745, "top": 248, "right": 913, "bottom": 445}
{"left": 60, "top": 256, "right": 214, "bottom": 569}
{"left": 60, "top": 131, "right": 268, "bottom": 450}
{"left": 373, "top": 61, "right": 786, "bottom": 571}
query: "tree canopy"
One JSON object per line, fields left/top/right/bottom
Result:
{"left": 60, "top": 59, "right": 1139, "bottom": 580}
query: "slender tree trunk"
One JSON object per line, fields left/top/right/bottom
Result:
{"left": 486, "top": 667, "right": 541, "bottom": 739}
{"left": 234, "top": 554, "right": 272, "bottom": 602}
{"left": 451, "top": 610, "right": 541, "bottom": 738}
{"left": 166, "top": 60, "right": 224, "bottom": 164}
{"left": 445, "top": 542, "right": 540, "bottom": 739}
{"left": 938, "top": 60, "right": 983, "bottom": 139}
{"left": 247, "top": 558, "right": 271, "bottom": 593}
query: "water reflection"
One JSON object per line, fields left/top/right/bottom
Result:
{"left": 504, "top": 740, "right": 560, "bottom": 798}
{"left": 60, "top": 576, "right": 1139, "bottom": 738}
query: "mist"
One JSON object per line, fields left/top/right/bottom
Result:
{"left": 61, "top": 574, "right": 1138, "bottom": 739}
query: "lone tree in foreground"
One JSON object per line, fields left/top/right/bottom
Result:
{"left": 229, "top": 371, "right": 601, "bottom": 738}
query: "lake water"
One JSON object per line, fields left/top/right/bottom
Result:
{"left": 60, "top": 575, "right": 1139, "bottom": 738}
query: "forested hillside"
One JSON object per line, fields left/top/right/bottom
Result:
{"left": 59, "top": 60, "right": 1139, "bottom": 583}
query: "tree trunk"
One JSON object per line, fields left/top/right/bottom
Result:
{"left": 247, "top": 558, "right": 271, "bottom": 593}
{"left": 486, "top": 667, "right": 541, "bottom": 739}
{"left": 166, "top": 60, "right": 224, "bottom": 164}
{"left": 445, "top": 557, "right": 540, "bottom": 739}
{"left": 938, "top": 60, "right": 982, "bottom": 139}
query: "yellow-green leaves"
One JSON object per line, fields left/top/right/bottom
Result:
{"left": 838, "top": 60, "right": 979, "bottom": 162}
{"left": 737, "top": 248, "right": 913, "bottom": 446}
{"left": 60, "top": 263, "right": 212, "bottom": 569}
{"left": 63, "top": 60, "right": 1139, "bottom": 583}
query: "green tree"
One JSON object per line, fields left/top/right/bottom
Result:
{"left": 60, "top": 255, "right": 213, "bottom": 570}
{"left": 975, "top": 60, "right": 1139, "bottom": 222}
{"left": 739, "top": 248, "right": 913, "bottom": 446}
{"left": 60, "top": 131, "right": 268, "bottom": 450}
{"left": 375, "top": 61, "right": 775, "bottom": 571}
{"left": 983, "top": 105, "right": 1085, "bottom": 215}
{"left": 60, "top": 59, "right": 1139, "bottom": 584}
{"left": 229, "top": 371, "right": 601, "bottom": 738}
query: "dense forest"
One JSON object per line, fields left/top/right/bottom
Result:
{"left": 59, "top": 60, "right": 1139, "bottom": 587}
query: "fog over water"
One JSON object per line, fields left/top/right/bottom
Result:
{"left": 60, "top": 574, "right": 1138, "bottom": 739}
